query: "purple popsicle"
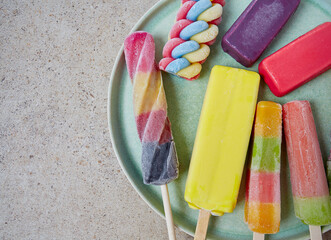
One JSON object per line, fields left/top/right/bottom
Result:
{"left": 222, "top": 0, "right": 300, "bottom": 67}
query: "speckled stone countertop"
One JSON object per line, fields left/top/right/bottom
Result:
{"left": 0, "top": 1, "right": 330, "bottom": 239}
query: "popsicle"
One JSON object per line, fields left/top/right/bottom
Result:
{"left": 184, "top": 66, "right": 260, "bottom": 239}
{"left": 283, "top": 101, "right": 331, "bottom": 240}
{"left": 159, "top": 0, "right": 225, "bottom": 80}
{"left": 259, "top": 22, "right": 331, "bottom": 97}
{"left": 222, "top": 0, "right": 300, "bottom": 67}
{"left": 245, "top": 101, "right": 282, "bottom": 239}
{"left": 124, "top": 31, "right": 178, "bottom": 240}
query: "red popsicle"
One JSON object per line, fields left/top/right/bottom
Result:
{"left": 259, "top": 22, "right": 331, "bottom": 97}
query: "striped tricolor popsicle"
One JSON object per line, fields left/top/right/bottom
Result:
{"left": 245, "top": 101, "right": 282, "bottom": 235}
{"left": 124, "top": 32, "right": 179, "bottom": 185}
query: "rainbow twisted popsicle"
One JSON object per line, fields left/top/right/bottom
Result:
{"left": 283, "top": 101, "right": 331, "bottom": 225}
{"left": 159, "top": 0, "right": 225, "bottom": 80}
{"left": 245, "top": 101, "right": 282, "bottom": 234}
{"left": 124, "top": 32, "right": 178, "bottom": 185}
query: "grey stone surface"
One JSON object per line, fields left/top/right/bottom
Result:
{"left": 0, "top": 0, "right": 330, "bottom": 239}
{"left": 0, "top": 0, "right": 191, "bottom": 239}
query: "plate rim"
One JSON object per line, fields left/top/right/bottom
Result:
{"left": 107, "top": 0, "right": 331, "bottom": 239}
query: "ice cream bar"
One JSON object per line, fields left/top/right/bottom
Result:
{"left": 222, "top": 0, "right": 300, "bottom": 67}
{"left": 259, "top": 22, "right": 331, "bottom": 97}
{"left": 185, "top": 66, "right": 260, "bottom": 215}
{"left": 124, "top": 32, "right": 179, "bottom": 185}
{"left": 283, "top": 101, "right": 331, "bottom": 225}
{"left": 245, "top": 101, "right": 282, "bottom": 234}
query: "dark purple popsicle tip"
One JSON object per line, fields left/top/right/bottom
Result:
{"left": 141, "top": 141, "right": 178, "bottom": 185}
{"left": 222, "top": 0, "right": 300, "bottom": 67}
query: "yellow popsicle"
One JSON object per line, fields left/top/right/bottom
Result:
{"left": 184, "top": 65, "right": 260, "bottom": 216}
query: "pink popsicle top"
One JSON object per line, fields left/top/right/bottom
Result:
{"left": 283, "top": 101, "right": 329, "bottom": 198}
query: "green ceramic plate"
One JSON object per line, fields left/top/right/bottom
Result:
{"left": 108, "top": 0, "right": 331, "bottom": 239}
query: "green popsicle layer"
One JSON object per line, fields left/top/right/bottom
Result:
{"left": 251, "top": 136, "right": 281, "bottom": 172}
{"left": 293, "top": 196, "right": 331, "bottom": 225}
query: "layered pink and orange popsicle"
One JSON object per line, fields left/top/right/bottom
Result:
{"left": 245, "top": 101, "right": 282, "bottom": 234}
{"left": 124, "top": 32, "right": 178, "bottom": 185}
{"left": 283, "top": 101, "right": 331, "bottom": 225}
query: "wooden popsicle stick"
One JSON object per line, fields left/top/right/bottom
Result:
{"left": 194, "top": 209, "right": 211, "bottom": 240}
{"left": 309, "top": 225, "right": 322, "bottom": 240}
{"left": 161, "top": 184, "right": 176, "bottom": 240}
{"left": 253, "top": 232, "right": 265, "bottom": 240}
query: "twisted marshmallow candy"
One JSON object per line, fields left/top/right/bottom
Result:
{"left": 159, "top": 0, "right": 225, "bottom": 80}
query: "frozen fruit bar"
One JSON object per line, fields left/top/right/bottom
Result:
{"left": 185, "top": 66, "right": 260, "bottom": 215}
{"left": 245, "top": 101, "right": 282, "bottom": 235}
{"left": 222, "top": 0, "right": 300, "bottom": 67}
{"left": 259, "top": 22, "right": 331, "bottom": 97}
{"left": 124, "top": 32, "right": 179, "bottom": 185}
{"left": 283, "top": 100, "right": 331, "bottom": 225}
